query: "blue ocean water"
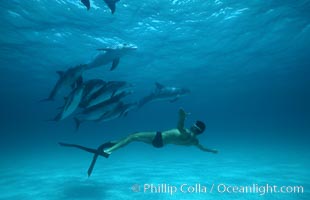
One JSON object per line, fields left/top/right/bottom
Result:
{"left": 0, "top": 0, "right": 309, "bottom": 199}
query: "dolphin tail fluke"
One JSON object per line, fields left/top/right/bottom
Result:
{"left": 74, "top": 117, "right": 82, "bottom": 131}
{"left": 104, "top": 0, "right": 119, "bottom": 14}
{"left": 81, "top": 0, "right": 90, "bottom": 10}
{"left": 46, "top": 113, "right": 61, "bottom": 122}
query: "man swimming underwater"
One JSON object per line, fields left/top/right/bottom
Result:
{"left": 59, "top": 108, "right": 218, "bottom": 176}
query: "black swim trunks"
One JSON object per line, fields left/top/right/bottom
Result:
{"left": 152, "top": 131, "right": 164, "bottom": 148}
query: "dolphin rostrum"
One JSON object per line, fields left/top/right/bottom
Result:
{"left": 138, "top": 82, "right": 190, "bottom": 108}
{"left": 86, "top": 44, "right": 137, "bottom": 71}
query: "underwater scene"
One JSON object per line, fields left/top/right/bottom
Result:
{"left": 0, "top": 0, "right": 309, "bottom": 199}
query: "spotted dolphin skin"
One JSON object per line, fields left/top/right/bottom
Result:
{"left": 138, "top": 82, "right": 190, "bottom": 108}
{"left": 98, "top": 101, "right": 137, "bottom": 122}
{"left": 74, "top": 91, "right": 131, "bottom": 130}
{"left": 86, "top": 44, "right": 137, "bottom": 71}
{"left": 41, "top": 64, "right": 87, "bottom": 102}
{"left": 81, "top": 81, "right": 132, "bottom": 108}
{"left": 53, "top": 77, "right": 85, "bottom": 121}
{"left": 80, "top": 0, "right": 120, "bottom": 14}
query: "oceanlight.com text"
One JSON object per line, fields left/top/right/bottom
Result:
{"left": 131, "top": 183, "right": 304, "bottom": 196}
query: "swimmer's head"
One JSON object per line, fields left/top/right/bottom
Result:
{"left": 191, "top": 120, "right": 206, "bottom": 135}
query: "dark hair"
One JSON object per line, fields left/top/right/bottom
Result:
{"left": 195, "top": 120, "right": 206, "bottom": 134}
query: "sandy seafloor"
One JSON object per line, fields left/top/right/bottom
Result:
{"left": 1, "top": 147, "right": 308, "bottom": 200}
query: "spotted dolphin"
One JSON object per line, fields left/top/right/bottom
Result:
{"left": 86, "top": 44, "right": 137, "bottom": 71}
{"left": 81, "top": 81, "right": 132, "bottom": 108}
{"left": 138, "top": 82, "right": 190, "bottom": 108}
{"left": 52, "top": 77, "right": 85, "bottom": 121}
{"left": 81, "top": 79, "right": 107, "bottom": 106}
{"left": 98, "top": 101, "right": 137, "bottom": 122}
{"left": 74, "top": 91, "right": 131, "bottom": 130}
{"left": 41, "top": 64, "right": 87, "bottom": 101}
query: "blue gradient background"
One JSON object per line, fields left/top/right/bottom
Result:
{"left": 0, "top": 0, "right": 309, "bottom": 199}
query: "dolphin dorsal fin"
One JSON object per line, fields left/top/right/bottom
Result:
{"left": 56, "top": 71, "right": 64, "bottom": 77}
{"left": 155, "top": 82, "right": 164, "bottom": 90}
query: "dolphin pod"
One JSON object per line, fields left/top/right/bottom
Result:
{"left": 44, "top": 74, "right": 135, "bottom": 128}
{"left": 42, "top": 0, "right": 196, "bottom": 177}
{"left": 43, "top": 72, "right": 190, "bottom": 130}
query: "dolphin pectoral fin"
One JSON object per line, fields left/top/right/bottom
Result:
{"left": 74, "top": 117, "right": 82, "bottom": 131}
{"left": 56, "top": 71, "right": 64, "bottom": 77}
{"left": 81, "top": 0, "right": 90, "bottom": 10}
{"left": 99, "top": 111, "right": 110, "bottom": 119}
{"left": 170, "top": 94, "right": 181, "bottom": 103}
{"left": 122, "top": 111, "right": 128, "bottom": 117}
{"left": 170, "top": 97, "right": 179, "bottom": 103}
{"left": 111, "top": 58, "right": 120, "bottom": 71}
{"left": 76, "top": 76, "right": 83, "bottom": 87}
{"left": 111, "top": 90, "right": 116, "bottom": 97}
{"left": 50, "top": 112, "right": 62, "bottom": 122}
{"left": 39, "top": 97, "right": 54, "bottom": 102}
{"left": 57, "top": 105, "right": 64, "bottom": 110}
{"left": 155, "top": 82, "right": 165, "bottom": 90}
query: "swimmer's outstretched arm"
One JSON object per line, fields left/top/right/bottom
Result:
{"left": 177, "top": 108, "right": 188, "bottom": 135}
{"left": 195, "top": 143, "right": 218, "bottom": 154}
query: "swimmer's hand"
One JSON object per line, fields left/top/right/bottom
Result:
{"left": 179, "top": 108, "right": 190, "bottom": 118}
